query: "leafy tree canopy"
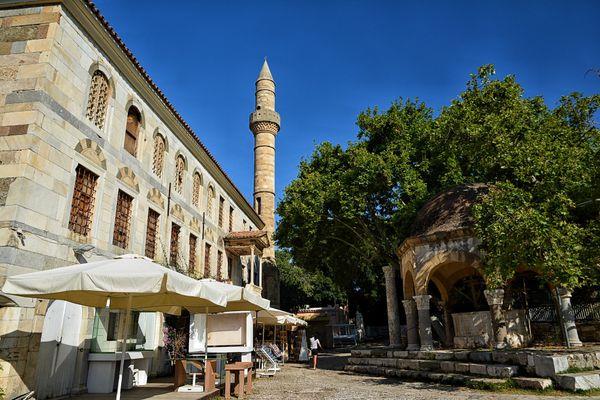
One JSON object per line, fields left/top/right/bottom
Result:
{"left": 276, "top": 65, "right": 600, "bottom": 308}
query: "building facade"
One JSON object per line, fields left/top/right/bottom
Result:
{"left": 0, "top": 0, "right": 277, "bottom": 398}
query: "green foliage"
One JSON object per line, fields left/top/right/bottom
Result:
{"left": 276, "top": 249, "right": 346, "bottom": 311}
{"left": 276, "top": 64, "right": 600, "bottom": 305}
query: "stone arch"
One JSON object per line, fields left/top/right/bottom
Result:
{"left": 116, "top": 166, "right": 139, "bottom": 192}
{"left": 125, "top": 99, "right": 145, "bottom": 128}
{"left": 170, "top": 203, "right": 185, "bottom": 223}
{"left": 414, "top": 250, "right": 482, "bottom": 296}
{"left": 152, "top": 128, "right": 169, "bottom": 152}
{"left": 147, "top": 188, "right": 164, "bottom": 209}
{"left": 403, "top": 269, "right": 416, "bottom": 299}
{"left": 74, "top": 139, "right": 106, "bottom": 170}
{"left": 192, "top": 170, "right": 203, "bottom": 208}
{"left": 87, "top": 62, "right": 115, "bottom": 98}
{"left": 174, "top": 151, "right": 188, "bottom": 170}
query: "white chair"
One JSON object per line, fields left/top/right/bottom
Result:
{"left": 128, "top": 364, "right": 140, "bottom": 387}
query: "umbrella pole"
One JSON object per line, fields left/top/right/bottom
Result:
{"left": 262, "top": 323, "right": 265, "bottom": 346}
{"left": 116, "top": 295, "right": 132, "bottom": 400}
{"left": 204, "top": 306, "right": 208, "bottom": 365}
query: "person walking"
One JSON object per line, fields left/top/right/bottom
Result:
{"left": 309, "top": 335, "right": 323, "bottom": 369}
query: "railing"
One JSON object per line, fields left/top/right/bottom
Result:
{"left": 528, "top": 303, "right": 600, "bottom": 322}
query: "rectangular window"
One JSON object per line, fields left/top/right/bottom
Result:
{"left": 113, "top": 190, "right": 133, "bottom": 249}
{"left": 145, "top": 209, "right": 160, "bottom": 259}
{"left": 170, "top": 223, "right": 180, "bottom": 266}
{"left": 227, "top": 257, "right": 233, "bottom": 281}
{"left": 243, "top": 219, "right": 247, "bottom": 230}
{"left": 217, "top": 250, "right": 223, "bottom": 280}
{"left": 228, "top": 206, "right": 234, "bottom": 232}
{"left": 68, "top": 165, "right": 98, "bottom": 237}
{"left": 256, "top": 197, "right": 262, "bottom": 215}
{"left": 189, "top": 234, "right": 197, "bottom": 272}
{"left": 204, "top": 243, "right": 212, "bottom": 278}
{"left": 218, "top": 196, "right": 225, "bottom": 228}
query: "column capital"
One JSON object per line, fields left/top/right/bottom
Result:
{"left": 382, "top": 265, "right": 397, "bottom": 278}
{"left": 413, "top": 294, "right": 432, "bottom": 310}
{"left": 557, "top": 287, "right": 572, "bottom": 299}
{"left": 484, "top": 289, "right": 505, "bottom": 306}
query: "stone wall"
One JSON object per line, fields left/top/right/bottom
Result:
{"left": 0, "top": 2, "right": 263, "bottom": 398}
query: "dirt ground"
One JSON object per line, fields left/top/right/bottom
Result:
{"left": 248, "top": 351, "right": 596, "bottom": 400}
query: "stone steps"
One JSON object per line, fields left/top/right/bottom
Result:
{"left": 347, "top": 357, "right": 519, "bottom": 379}
{"left": 346, "top": 348, "right": 600, "bottom": 391}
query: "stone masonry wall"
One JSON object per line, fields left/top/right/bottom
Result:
{"left": 0, "top": 2, "right": 261, "bottom": 398}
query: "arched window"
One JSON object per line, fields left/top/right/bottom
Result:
{"left": 192, "top": 172, "right": 202, "bottom": 207}
{"left": 86, "top": 70, "right": 110, "bottom": 130}
{"left": 207, "top": 185, "right": 215, "bottom": 218}
{"left": 174, "top": 155, "right": 185, "bottom": 194}
{"left": 152, "top": 135, "right": 166, "bottom": 177}
{"left": 124, "top": 106, "right": 141, "bottom": 157}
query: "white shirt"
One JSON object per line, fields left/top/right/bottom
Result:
{"left": 309, "top": 337, "right": 320, "bottom": 350}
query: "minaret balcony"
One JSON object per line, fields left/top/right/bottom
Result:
{"left": 249, "top": 109, "right": 280, "bottom": 128}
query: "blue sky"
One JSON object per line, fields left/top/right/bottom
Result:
{"left": 94, "top": 0, "right": 599, "bottom": 210}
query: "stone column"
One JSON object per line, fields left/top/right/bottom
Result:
{"left": 413, "top": 294, "right": 433, "bottom": 351}
{"left": 402, "top": 299, "right": 420, "bottom": 351}
{"left": 382, "top": 266, "right": 402, "bottom": 347}
{"left": 557, "top": 288, "right": 583, "bottom": 347}
{"left": 484, "top": 289, "right": 507, "bottom": 349}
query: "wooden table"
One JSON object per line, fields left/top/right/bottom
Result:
{"left": 224, "top": 361, "right": 253, "bottom": 399}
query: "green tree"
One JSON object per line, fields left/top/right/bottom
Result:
{"left": 277, "top": 65, "right": 600, "bottom": 309}
{"left": 276, "top": 249, "right": 346, "bottom": 311}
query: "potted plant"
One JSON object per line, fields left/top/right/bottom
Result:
{"left": 163, "top": 325, "right": 188, "bottom": 389}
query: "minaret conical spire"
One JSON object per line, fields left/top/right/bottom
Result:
{"left": 257, "top": 59, "right": 273, "bottom": 82}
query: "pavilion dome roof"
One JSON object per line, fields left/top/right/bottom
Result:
{"left": 409, "top": 183, "right": 490, "bottom": 237}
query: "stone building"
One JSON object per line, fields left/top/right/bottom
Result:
{"left": 0, "top": 0, "right": 280, "bottom": 398}
{"left": 383, "top": 184, "right": 585, "bottom": 351}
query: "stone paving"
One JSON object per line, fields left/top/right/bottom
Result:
{"left": 248, "top": 352, "right": 595, "bottom": 400}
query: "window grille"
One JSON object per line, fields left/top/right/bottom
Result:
{"left": 145, "top": 209, "right": 159, "bottom": 259}
{"left": 170, "top": 223, "right": 180, "bottom": 267}
{"left": 113, "top": 190, "right": 133, "bottom": 249}
{"left": 204, "top": 243, "right": 211, "bottom": 278}
{"left": 218, "top": 196, "right": 225, "bottom": 228}
{"left": 175, "top": 156, "right": 185, "bottom": 194}
{"left": 192, "top": 173, "right": 202, "bottom": 207}
{"left": 68, "top": 165, "right": 99, "bottom": 237}
{"left": 228, "top": 206, "right": 234, "bottom": 232}
{"left": 217, "top": 250, "right": 223, "bottom": 280}
{"left": 207, "top": 186, "right": 215, "bottom": 218}
{"left": 189, "top": 234, "right": 197, "bottom": 272}
{"left": 152, "top": 135, "right": 165, "bottom": 177}
{"left": 86, "top": 70, "right": 110, "bottom": 130}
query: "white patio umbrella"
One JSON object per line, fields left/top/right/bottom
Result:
{"left": 1, "top": 254, "right": 228, "bottom": 400}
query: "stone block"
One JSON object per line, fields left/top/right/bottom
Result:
{"left": 469, "top": 351, "right": 492, "bottom": 363}
{"left": 416, "top": 351, "right": 436, "bottom": 360}
{"left": 555, "top": 372, "right": 600, "bottom": 391}
{"left": 396, "top": 358, "right": 408, "bottom": 369}
{"left": 370, "top": 358, "right": 383, "bottom": 367}
{"left": 440, "top": 361, "right": 455, "bottom": 372}
{"left": 512, "top": 377, "right": 553, "bottom": 390}
{"left": 455, "top": 363, "right": 471, "bottom": 373}
{"left": 381, "top": 358, "right": 396, "bottom": 368}
{"left": 392, "top": 350, "right": 408, "bottom": 358}
{"left": 468, "top": 377, "right": 509, "bottom": 389}
{"left": 486, "top": 364, "right": 519, "bottom": 378}
{"left": 534, "top": 355, "right": 569, "bottom": 377}
{"left": 454, "top": 351, "right": 470, "bottom": 361}
{"left": 418, "top": 360, "right": 440, "bottom": 371}
{"left": 469, "top": 363, "right": 488, "bottom": 375}
{"left": 404, "top": 359, "right": 419, "bottom": 370}
{"left": 434, "top": 351, "right": 455, "bottom": 361}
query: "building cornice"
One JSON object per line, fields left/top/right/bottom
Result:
{"left": 0, "top": 0, "right": 264, "bottom": 229}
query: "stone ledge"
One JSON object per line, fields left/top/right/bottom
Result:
{"left": 555, "top": 371, "right": 600, "bottom": 391}
{"left": 512, "top": 377, "right": 553, "bottom": 390}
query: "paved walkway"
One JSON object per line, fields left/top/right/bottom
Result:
{"left": 70, "top": 352, "right": 597, "bottom": 399}
{"left": 248, "top": 352, "right": 595, "bottom": 400}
